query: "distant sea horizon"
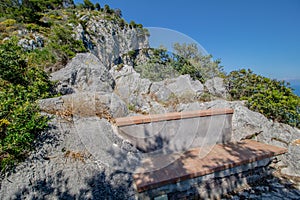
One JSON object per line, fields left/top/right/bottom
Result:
{"left": 291, "top": 84, "right": 300, "bottom": 96}
{"left": 288, "top": 81, "right": 300, "bottom": 96}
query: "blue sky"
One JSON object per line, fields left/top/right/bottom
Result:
{"left": 75, "top": 0, "right": 300, "bottom": 85}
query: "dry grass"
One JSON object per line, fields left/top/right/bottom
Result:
{"left": 64, "top": 150, "right": 91, "bottom": 163}
{"left": 55, "top": 107, "right": 73, "bottom": 122}
{"left": 96, "top": 105, "right": 116, "bottom": 124}
{"left": 292, "top": 139, "right": 300, "bottom": 146}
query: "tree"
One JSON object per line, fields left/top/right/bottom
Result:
{"left": 83, "top": 0, "right": 94, "bottom": 10}
{"left": 114, "top": 8, "right": 122, "bottom": 18}
{"left": 172, "top": 43, "right": 225, "bottom": 82}
{"left": 129, "top": 20, "right": 136, "bottom": 28}
{"left": 95, "top": 2, "right": 101, "bottom": 11}
{"left": 104, "top": 4, "right": 112, "bottom": 14}
{"left": 0, "top": 0, "right": 65, "bottom": 22}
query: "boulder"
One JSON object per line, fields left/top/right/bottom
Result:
{"left": 110, "top": 65, "right": 152, "bottom": 113}
{"left": 39, "top": 92, "right": 129, "bottom": 119}
{"left": 0, "top": 116, "right": 136, "bottom": 199}
{"left": 51, "top": 53, "right": 115, "bottom": 94}
{"left": 204, "top": 77, "right": 228, "bottom": 99}
{"left": 150, "top": 75, "right": 204, "bottom": 103}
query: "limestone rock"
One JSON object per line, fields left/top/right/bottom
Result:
{"left": 281, "top": 139, "right": 300, "bottom": 177}
{"left": 204, "top": 77, "right": 228, "bottom": 99}
{"left": 150, "top": 75, "right": 204, "bottom": 103}
{"left": 110, "top": 65, "right": 152, "bottom": 112}
{"left": 51, "top": 53, "right": 115, "bottom": 94}
{"left": 18, "top": 35, "right": 44, "bottom": 51}
{"left": 39, "top": 92, "right": 129, "bottom": 119}
{"left": 75, "top": 16, "right": 149, "bottom": 69}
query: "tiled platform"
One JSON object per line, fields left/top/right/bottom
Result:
{"left": 133, "top": 140, "right": 287, "bottom": 193}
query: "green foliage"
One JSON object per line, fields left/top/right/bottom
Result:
{"left": 132, "top": 44, "right": 224, "bottom": 83}
{"left": 114, "top": 9, "right": 122, "bottom": 18}
{"left": 0, "top": 0, "right": 65, "bottom": 23}
{"left": 83, "top": 0, "right": 94, "bottom": 10}
{"left": 172, "top": 43, "right": 225, "bottom": 82}
{"left": 129, "top": 20, "right": 137, "bottom": 28}
{"left": 0, "top": 39, "right": 54, "bottom": 171}
{"left": 226, "top": 69, "right": 300, "bottom": 128}
{"left": 104, "top": 4, "right": 113, "bottom": 14}
{"left": 134, "top": 48, "right": 178, "bottom": 82}
{"left": 135, "top": 62, "right": 179, "bottom": 82}
{"left": 0, "top": 39, "right": 27, "bottom": 85}
{"left": 95, "top": 3, "right": 101, "bottom": 11}
{"left": 46, "top": 24, "right": 86, "bottom": 66}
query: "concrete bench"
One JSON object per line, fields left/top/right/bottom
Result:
{"left": 115, "top": 109, "right": 234, "bottom": 153}
{"left": 114, "top": 109, "right": 287, "bottom": 199}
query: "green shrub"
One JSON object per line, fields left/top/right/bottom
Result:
{"left": 47, "top": 24, "right": 86, "bottom": 66}
{"left": 0, "top": 19, "right": 17, "bottom": 26}
{"left": 226, "top": 69, "right": 300, "bottom": 127}
{"left": 132, "top": 45, "right": 224, "bottom": 83}
{"left": 0, "top": 39, "right": 54, "bottom": 171}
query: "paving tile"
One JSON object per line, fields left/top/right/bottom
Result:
{"left": 134, "top": 140, "right": 287, "bottom": 192}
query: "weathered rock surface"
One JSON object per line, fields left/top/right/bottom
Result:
{"left": 204, "top": 77, "right": 228, "bottom": 99}
{"left": 0, "top": 117, "right": 136, "bottom": 200}
{"left": 223, "top": 175, "right": 300, "bottom": 199}
{"left": 51, "top": 53, "right": 115, "bottom": 94}
{"left": 110, "top": 65, "right": 152, "bottom": 112}
{"left": 75, "top": 16, "right": 149, "bottom": 69}
{"left": 110, "top": 65, "right": 204, "bottom": 113}
{"left": 39, "top": 92, "right": 129, "bottom": 119}
{"left": 18, "top": 34, "right": 44, "bottom": 51}
{"left": 150, "top": 74, "right": 204, "bottom": 103}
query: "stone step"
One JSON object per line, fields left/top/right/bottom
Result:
{"left": 133, "top": 140, "right": 287, "bottom": 195}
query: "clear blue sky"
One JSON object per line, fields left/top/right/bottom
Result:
{"left": 75, "top": 0, "right": 300, "bottom": 84}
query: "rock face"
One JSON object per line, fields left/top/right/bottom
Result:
{"left": 204, "top": 77, "right": 228, "bottom": 99}
{"left": 51, "top": 53, "right": 115, "bottom": 94}
{"left": 150, "top": 75, "right": 204, "bottom": 103}
{"left": 18, "top": 34, "right": 44, "bottom": 51}
{"left": 39, "top": 92, "right": 129, "bottom": 119}
{"left": 110, "top": 65, "right": 152, "bottom": 112}
{"left": 110, "top": 65, "right": 205, "bottom": 114}
{"left": 75, "top": 16, "right": 149, "bottom": 69}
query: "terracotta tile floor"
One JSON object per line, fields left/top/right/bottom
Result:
{"left": 133, "top": 140, "right": 287, "bottom": 192}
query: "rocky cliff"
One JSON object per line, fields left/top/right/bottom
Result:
{"left": 74, "top": 13, "right": 149, "bottom": 69}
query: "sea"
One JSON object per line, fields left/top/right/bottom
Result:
{"left": 291, "top": 84, "right": 300, "bottom": 96}
{"left": 289, "top": 81, "right": 300, "bottom": 97}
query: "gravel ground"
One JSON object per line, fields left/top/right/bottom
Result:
{"left": 222, "top": 173, "right": 300, "bottom": 200}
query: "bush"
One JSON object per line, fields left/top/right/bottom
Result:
{"left": 47, "top": 24, "right": 86, "bottom": 66}
{"left": 226, "top": 69, "right": 300, "bottom": 128}
{"left": 0, "top": 39, "right": 54, "bottom": 171}
{"left": 132, "top": 45, "right": 224, "bottom": 83}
